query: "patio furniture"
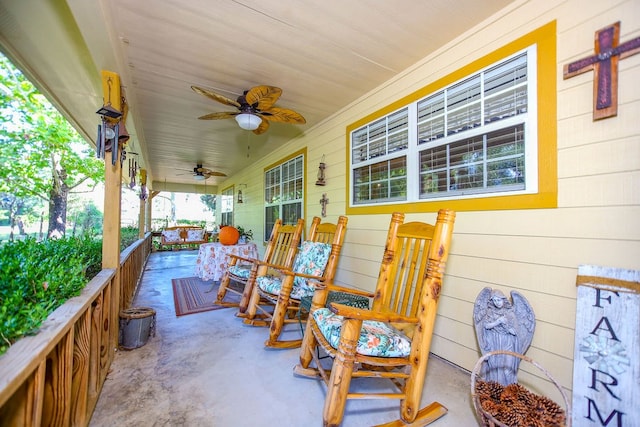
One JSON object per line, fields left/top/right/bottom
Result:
{"left": 160, "top": 225, "right": 209, "bottom": 249}
{"left": 293, "top": 210, "right": 456, "bottom": 426}
{"left": 215, "top": 218, "right": 304, "bottom": 313}
{"left": 297, "top": 292, "right": 369, "bottom": 334}
{"left": 194, "top": 242, "right": 259, "bottom": 283}
{"left": 243, "top": 216, "right": 348, "bottom": 349}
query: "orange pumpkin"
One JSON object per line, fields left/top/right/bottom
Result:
{"left": 218, "top": 226, "right": 240, "bottom": 245}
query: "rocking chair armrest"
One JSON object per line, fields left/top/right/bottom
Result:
{"left": 252, "top": 260, "right": 292, "bottom": 272}
{"left": 282, "top": 271, "right": 323, "bottom": 281}
{"left": 227, "top": 254, "right": 259, "bottom": 264}
{"left": 324, "top": 282, "right": 375, "bottom": 299}
{"left": 329, "top": 303, "right": 418, "bottom": 324}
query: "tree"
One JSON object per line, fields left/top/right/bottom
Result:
{"left": 200, "top": 194, "right": 216, "bottom": 212}
{"left": 70, "top": 201, "right": 103, "bottom": 237}
{"left": 0, "top": 53, "right": 104, "bottom": 238}
{"left": 0, "top": 192, "right": 40, "bottom": 239}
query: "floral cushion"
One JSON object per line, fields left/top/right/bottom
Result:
{"left": 291, "top": 241, "right": 331, "bottom": 290}
{"left": 257, "top": 241, "right": 332, "bottom": 300}
{"left": 228, "top": 264, "right": 252, "bottom": 279}
{"left": 256, "top": 274, "right": 310, "bottom": 300}
{"left": 186, "top": 229, "right": 205, "bottom": 242}
{"left": 312, "top": 308, "right": 411, "bottom": 357}
{"left": 162, "top": 229, "right": 181, "bottom": 243}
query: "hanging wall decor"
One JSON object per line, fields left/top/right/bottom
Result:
{"left": 316, "top": 155, "right": 326, "bottom": 186}
{"left": 564, "top": 21, "right": 640, "bottom": 120}
{"left": 319, "top": 193, "right": 329, "bottom": 217}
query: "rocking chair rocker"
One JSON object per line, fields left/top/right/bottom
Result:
{"left": 243, "top": 216, "right": 348, "bottom": 349}
{"left": 215, "top": 219, "right": 304, "bottom": 313}
{"left": 293, "top": 210, "right": 455, "bottom": 427}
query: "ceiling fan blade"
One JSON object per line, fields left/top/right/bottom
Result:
{"left": 259, "top": 107, "right": 306, "bottom": 124}
{"left": 204, "top": 171, "right": 227, "bottom": 177}
{"left": 191, "top": 86, "right": 241, "bottom": 108}
{"left": 197, "top": 111, "right": 238, "bottom": 120}
{"left": 253, "top": 119, "right": 270, "bottom": 135}
{"left": 245, "top": 85, "right": 282, "bottom": 110}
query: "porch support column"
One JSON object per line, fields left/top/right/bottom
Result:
{"left": 146, "top": 198, "right": 152, "bottom": 232}
{"left": 138, "top": 197, "right": 145, "bottom": 239}
{"left": 100, "top": 70, "right": 124, "bottom": 361}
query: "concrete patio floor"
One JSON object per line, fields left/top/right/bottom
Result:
{"left": 90, "top": 250, "right": 480, "bottom": 426}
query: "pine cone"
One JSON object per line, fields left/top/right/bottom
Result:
{"left": 476, "top": 380, "right": 504, "bottom": 401}
{"left": 480, "top": 399, "right": 501, "bottom": 417}
{"left": 537, "top": 394, "right": 566, "bottom": 426}
{"left": 476, "top": 379, "right": 566, "bottom": 426}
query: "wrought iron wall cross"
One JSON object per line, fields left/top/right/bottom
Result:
{"left": 564, "top": 22, "right": 640, "bottom": 120}
{"left": 319, "top": 193, "right": 329, "bottom": 217}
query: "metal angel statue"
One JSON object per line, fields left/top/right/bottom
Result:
{"left": 473, "top": 287, "right": 536, "bottom": 385}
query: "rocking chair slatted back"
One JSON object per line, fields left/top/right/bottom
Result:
{"left": 311, "top": 220, "right": 340, "bottom": 245}
{"left": 262, "top": 219, "right": 305, "bottom": 273}
{"left": 305, "top": 216, "right": 348, "bottom": 286}
{"left": 215, "top": 218, "right": 304, "bottom": 312}
{"left": 377, "top": 221, "right": 437, "bottom": 321}
{"left": 294, "top": 210, "right": 455, "bottom": 426}
{"left": 244, "top": 215, "right": 348, "bottom": 349}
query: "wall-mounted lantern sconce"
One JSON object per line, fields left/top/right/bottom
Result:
{"left": 237, "top": 184, "right": 247, "bottom": 204}
{"left": 316, "top": 155, "right": 326, "bottom": 186}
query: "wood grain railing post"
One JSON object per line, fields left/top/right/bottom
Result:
{"left": 0, "top": 233, "right": 152, "bottom": 426}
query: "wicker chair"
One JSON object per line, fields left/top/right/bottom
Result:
{"left": 243, "top": 216, "right": 348, "bottom": 349}
{"left": 215, "top": 218, "right": 304, "bottom": 313}
{"left": 293, "top": 210, "right": 456, "bottom": 427}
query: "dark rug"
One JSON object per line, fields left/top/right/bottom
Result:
{"left": 171, "top": 276, "right": 243, "bottom": 316}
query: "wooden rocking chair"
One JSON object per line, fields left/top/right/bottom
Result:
{"left": 215, "top": 218, "right": 304, "bottom": 313}
{"left": 293, "top": 210, "right": 455, "bottom": 427}
{"left": 243, "top": 215, "right": 348, "bottom": 349}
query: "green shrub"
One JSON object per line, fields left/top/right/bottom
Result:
{"left": 120, "top": 226, "right": 140, "bottom": 251}
{"left": 0, "top": 236, "right": 102, "bottom": 355}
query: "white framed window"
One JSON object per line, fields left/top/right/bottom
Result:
{"left": 264, "top": 153, "right": 304, "bottom": 241}
{"left": 220, "top": 186, "right": 234, "bottom": 226}
{"left": 350, "top": 47, "right": 537, "bottom": 207}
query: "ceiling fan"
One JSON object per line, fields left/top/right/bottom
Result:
{"left": 177, "top": 164, "right": 226, "bottom": 181}
{"left": 191, "top": 85, "right": 306, "bottom": 135}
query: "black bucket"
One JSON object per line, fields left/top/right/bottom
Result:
{"left": 119, "top": 307, "right": 156, "bottom": 350}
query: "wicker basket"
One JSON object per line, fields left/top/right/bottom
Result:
{"left": 470, "top": 350, "right": 571, "bottom": 427}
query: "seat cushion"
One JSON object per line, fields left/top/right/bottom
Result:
{"left": 256, "top": 275, "right": 310, "bottom": 300}
{"left": 312, "top": 308, "right": 411, "bottom": 357}
{"left": 162, "top": 229, "right": 181, "bottom": 243}
{"left": 185, "top": 229, "right": 205, "bottom": 242}
{"left": 228, "top": 265, "right": 251, "bottom": 279}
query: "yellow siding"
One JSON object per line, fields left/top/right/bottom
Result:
{"left": 226, "top": 0, "right": 640, "bottom": 398}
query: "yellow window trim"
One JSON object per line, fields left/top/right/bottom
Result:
{"left": 263, "top": 147, "right": 307, "bottom": 226}
{"left": 345, "top": 21, "right": 557, "bottom": 215}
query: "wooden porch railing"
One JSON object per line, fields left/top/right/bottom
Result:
{"left": 0, "top": 233, "right": 153, "bottom": 426}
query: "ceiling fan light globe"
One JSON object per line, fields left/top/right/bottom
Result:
{"left": 193, "top": 174, "right": 206, "bottom": 181}
{"left": 235, "top": 113, "right": 261, "bottom": 130}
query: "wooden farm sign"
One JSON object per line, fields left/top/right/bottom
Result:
{"left": 573, "top": 265, "right": 640, "bottom": 426}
